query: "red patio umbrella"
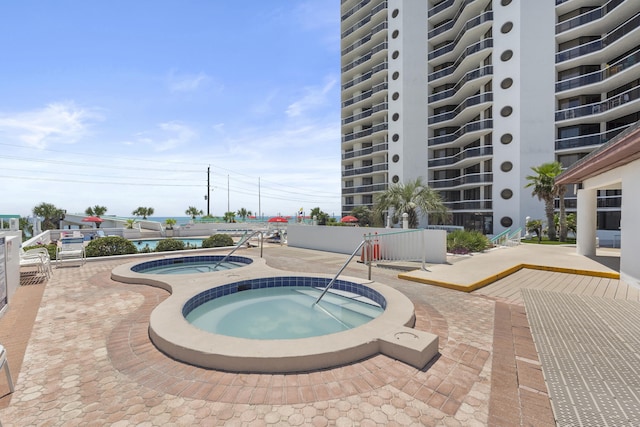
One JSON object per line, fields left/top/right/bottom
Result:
{"left": 82, "top": 216, "right": 104, "bottom": 228}
{"left": 340, "top": 215, "right": 359, "bottom": 223}
{"left": 267, "top": 216, "right": 289, "bottom": 223}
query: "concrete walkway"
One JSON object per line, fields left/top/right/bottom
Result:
{"left": 400, "top": 244, "right": 621, "bottom": 291}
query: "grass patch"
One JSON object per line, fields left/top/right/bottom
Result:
{"left": 522, "top": 237, "right": 576, "bottom": 245}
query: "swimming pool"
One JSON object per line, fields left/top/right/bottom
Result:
{"left": 184, "top": 280, "right": 384, "bottom": 339}
{"left": 130, "top": 238, "right": 204, "bottom": 251}
{"left": 131, "top": 255, "right": 252, "bottom": 274}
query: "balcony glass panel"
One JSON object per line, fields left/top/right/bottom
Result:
{"left": 430, "top": 173, "right": 493, "bottom": 189}
{"left": 428, "top": 11, "right": 493, "bottom": 61}
{"left": 428, "top": 39, "right": 493, "bottom": 82}
{"left": 555, "top": 124, "right": 631, "bottom": 150}
{"left": 556, "top": 13, "right": 640, "bottom": 63}
{"left": 555, "top": 86, "right": 639, "bottom": 121}
{"left": 556, "top": 48, "right": 640, "bottom": 92}
{"left": 428, "top": 119, "right": 493, "bottom": 146}
{"left": 556, "top": 0, "right": 625, "bottom": 34}
{"left": 428, "top": 66, "right": 493, "bottom": 103}
{"left": 428, "top": 92, "right": 493, "bottom": 124}
{"left": 428, "top": 145, "right": 493, "bottom": 167}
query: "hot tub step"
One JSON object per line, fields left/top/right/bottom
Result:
{"left": 378, "top": 327, "right": 439, "bottom": 369}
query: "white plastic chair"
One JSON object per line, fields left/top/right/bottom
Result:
{"left": 19, "top": 247, "right": 52, "bottom": 279}
{"left": 56, "top": 237, "right": 86, "bottom": 266}
{"left": 0, "top": 345, "right": 14, "bottom": 394}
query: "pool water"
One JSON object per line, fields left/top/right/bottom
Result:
{"left": 131, "top": 255, "right": 252, "bottom": 274}
{"left": 140, "top": 261, "right": 246, "bottom": 274}
{"left": 131, "top": 238, "right": 204, "bottom": 250}
{"left": 185, "top": 287, "right": 383, "bottom": 339}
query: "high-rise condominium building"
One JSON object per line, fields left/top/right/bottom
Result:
{"left": 340, "top": 0, "right": 639, "bottom": 238}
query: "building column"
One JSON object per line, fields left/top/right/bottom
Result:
{"left": 576, "top": 188, "right": 597, "bottom": 256}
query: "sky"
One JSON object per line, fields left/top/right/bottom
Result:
{"left": 0, "top": 1, "right": 342, "bottom": 219}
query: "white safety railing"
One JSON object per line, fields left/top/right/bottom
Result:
{"left": 362, "top": 229, "right": 442, "bottom": 271}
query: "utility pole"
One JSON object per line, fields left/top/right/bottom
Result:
{"left": 227, "top": 174, "right": 230, "bottom": 213}
{"left": 206, "top": 166, "right": 211, "bottom": 216}
{"left": 258, "top": 177, "right": 261, "bottom": 221}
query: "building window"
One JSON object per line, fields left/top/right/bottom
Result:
{"left": 500, "top": 216, "right": 513, "bottom": 227}
{"left": 501, "top": 106, "right": 513, "bottom": 117}
{"left": 500, "top": 161, "right": 513, "bottom": 172}
{"left": 392, "top": 133, "right": 399, "bottom": 142}
{"left": 392, "top": 175, "right": 399, "bottom": 183}
{"left": 501, "top": 22, "right": 513, "bottom": 34}
{"left": 500, "top": 50, "right": 513, "bottom": 61}
{"left": 392, "top": 71, "right": 399, "bottom": 80}
{"left": 392, "top": 113, "right": 399, "bottom": 121}
{"left": 501, "top": 133, "right": 513, "bottom": 144}
{"left": 392, "top": 50, "right": 399, "bottom": 59}
{"left": 501, "top": 78, "right": 513, "bottom": 89}
{"left": 500, "top": 189, "right": 513, "bottom": 199}
{"left": 501, "top": 0, "right": 512, "bottom": 5}
{"left": 392, "top": 30, "right": 399, "bottom": 39}
{"left": 391, "top": 9, "right": 399, "bottom": 18}
{"left": 392, "top": 92, "right": 399, "bottom": 100}
{"left": 392, "top": 154, "right": 400, "bottom": 163}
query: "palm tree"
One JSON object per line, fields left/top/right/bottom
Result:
{"left": 350, "top": 206, "right": 372, "bottom": 226}
{"left": 185, "top": 206, "right": 203, "bottom": 220}
{"left": 236, "top": 208, "right": 252, "bottom": 221}
{"left": 85, "top": 205, "right": 107, "bottom": 217}
{"left": 223, "top": 211, "right": 236, "bottom": 223}
{"left": 32, "top": 202, "right": 65, "bottom": 231}
{"left": 310, "top": 207, "right": 330, "bottom": 225}
{"left": 132, "top": 207, "right": 154, "bottom": 220}
{"left": 525, "top": 162, "right": 566, "bottom": 241}
{"left": 374, "top": 178, "right": 449, "bottom": 229}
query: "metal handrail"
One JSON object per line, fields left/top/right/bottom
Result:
{"left": 212, "top": 230, "right": 264, "bottom": 270}
{"left": 314, "top": 240, "right": 367, "bottom": 305}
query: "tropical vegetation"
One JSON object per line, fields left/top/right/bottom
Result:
{"left": 85, "top": 236, "right": 138, "bottom": 257}
{"left": 350, "top": 206, "right": 372, "bottom": 227}
{"left": 525, "top": 161, "right": 567, "bottom": 241}
{"left": 374, "top": 177, "right": 449, "bottom": 229}
{"left": 223, "top": 211, "right": 236, "bottom": 223}
{"left": 202, "top": 234, "right": 234, "bottom": 248}
{"left": 185, "top": 206, "right": 203, "bottom": 219}
{"left": 446, "top": 229, "right": 491, "bottom": 254}
{"left": 132, "top": 207, "right": 155, "bottom": 219}
{"left": 236, "top": 208, "right": 252, "bottom": 221}
{"left": 164, "top": 218, "right": 177, "bottom": 230}
{"left": 310, "top": 207, "right": 331, "bottom": 225}
{"left": 84, "top": 205, "right": 107, "bottom": 217}
{"left": 155, "top": 238, "right": 185, "bottom": 252}
{"left": 32, "top": 202, "right": 66, "bottom": 231}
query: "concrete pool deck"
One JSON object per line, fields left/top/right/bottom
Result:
{"left": 0, "top": 243, "right": 636, "bottom": 425}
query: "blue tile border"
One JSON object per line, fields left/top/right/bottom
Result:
{"left": 182, "top": 277, "right": 387, "bottom": 317}
{"left": 131, "top": 255, "right": 253, "bottom": 273}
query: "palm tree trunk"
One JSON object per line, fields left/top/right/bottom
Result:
{"left": 559, "top": 192, "right": 567, "bottom": 242}
{"left": 546, "top": 199, "right": 557, "bottom": 241}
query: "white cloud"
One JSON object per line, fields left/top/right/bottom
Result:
{"left": 134, "top": 121, "right": 198, "bottom": 152}
{"left": 167, "top": 71, "right": 210, "bottom": 92}
{"left": 0, "top": 102, "right": 99, "bottom": 149}
{"left": 286, "top": 77, "right": 337, "bottom": 118}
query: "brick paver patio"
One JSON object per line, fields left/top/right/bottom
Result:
{"left": 0, "top": 244, "right": 589, "bottom": 425}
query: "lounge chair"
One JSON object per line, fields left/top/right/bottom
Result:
{"left": 19, "top": 246, "right": 52, "bottom": 280}
{"left": 56, "top": 237, "right": 86, "bottom": 266}
{"left": 96, "top": 230, "right": 106, "bottom": 238}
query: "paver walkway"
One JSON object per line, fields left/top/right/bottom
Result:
{"left": 0, "top": 243, "right": 631, "bottom": 425}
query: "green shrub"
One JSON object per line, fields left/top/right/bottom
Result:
{"left": 202, "top": 234, "right": 234, "bottom": 248}
{"left": 447, "top": 230, "right": 491, "bottom": 254}
{"left": 155, "top": 239, "right": 186, "bottom": 252}
{"left": 86, "top": 236, "right": 138, "bottom": 257}
{"left": 23, "top": 243, "right": 57, "bottom": 260}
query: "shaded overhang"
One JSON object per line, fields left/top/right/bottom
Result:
{"left": 556, "top": 121, "right": 640, "bottom": 186}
